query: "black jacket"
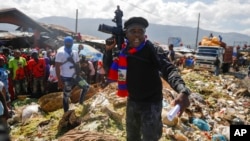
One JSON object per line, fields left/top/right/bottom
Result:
{"left": 107, "top": 40, "right": 189, "bottom": 102}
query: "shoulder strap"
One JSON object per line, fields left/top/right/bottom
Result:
{"left": 63, "top": 52, "right": 81, "bottom": 75}
{"left": 62, "top": 52, "right": 75, "bottom": 65}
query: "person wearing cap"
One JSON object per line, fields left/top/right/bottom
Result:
{"left": 105, "top": 16, "right": 191, "bottom": 140}
{"left": 55, "top": 36, "right": 89, "bottom": 112}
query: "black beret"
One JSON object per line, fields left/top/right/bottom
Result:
{"left": 124, "top": 17, "right": 149, "bottom": 29}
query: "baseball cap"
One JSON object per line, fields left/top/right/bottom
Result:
{"left": 124, "top": 17, "right": 149, "bottom": 29}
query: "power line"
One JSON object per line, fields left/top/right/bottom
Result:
{"left": 119, "top": 0, "right": 160, "bottom": 18}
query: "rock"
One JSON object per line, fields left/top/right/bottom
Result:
{"left": 38, "top": 92, "right": 63, "bottom": 112}
{"left": 57, "top": 110, "right": 81, "bottom": 131}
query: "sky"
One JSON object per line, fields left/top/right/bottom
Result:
{"left": 1, "top": 0, "right": 250, "bottom": 36}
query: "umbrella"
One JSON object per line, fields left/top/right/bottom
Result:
{"left": 59, "top": 43, "right": 103, "bottom": 62}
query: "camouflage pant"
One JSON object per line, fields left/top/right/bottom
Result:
{"left": 61, "top": 77, "right": 75, "bottom": 112}
{"left": 61, "top": 76, "right": 88, "bottom": 112}
{"left": 126, "top": 100, "right": 163, "bottom": 141}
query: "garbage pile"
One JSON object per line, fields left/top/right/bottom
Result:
{"left": 8, "top": 68, "right": 250, "bottom": 141}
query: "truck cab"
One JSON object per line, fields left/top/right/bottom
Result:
{"left": 194, "top": 36, "right": 233, "bottom": 73}
{"left": 194, "top": 46, "right": 224, "bottom": 72}
{"left": 194, "top": 45, "right": 233, "bottom": 73}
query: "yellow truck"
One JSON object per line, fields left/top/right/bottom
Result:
{"left": 194, "top": 36, "right": 233, "bottom": 73}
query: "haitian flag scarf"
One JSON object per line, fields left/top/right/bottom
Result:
{"left": 108, "top": 41, "right": 146, "bottom": 97}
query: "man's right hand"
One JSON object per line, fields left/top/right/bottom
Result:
{"left": 105, "top": 38, "right": 116, "bottom": 51}
{"left": 57, "top": 80, "right": 64, "bottom": 90}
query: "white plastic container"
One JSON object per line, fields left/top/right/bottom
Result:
{"left": 167, "top": 104, "right": 180, "bottom": 121}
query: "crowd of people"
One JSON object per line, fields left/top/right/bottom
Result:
{"left": 0, "top": 42, "right": 108, "bottom": 114}
{"left": 175, "top": 55, "right": 195, "bottom": 70}
{"left": 0, "top": 15, "right": 192, "bottom": 140}
{"left": 5, "top": 15, "right": 248, "bottom": 139}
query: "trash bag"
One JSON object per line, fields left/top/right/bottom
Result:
{"left": 191, "top": 117, "right": 211, "bottom": 131}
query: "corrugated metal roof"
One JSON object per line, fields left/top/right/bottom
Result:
{"left": 0, "top": 31, "right": 33, "bottom": 39}
{"left": 0, "top": 8, "right": 52, "bottom": 33}
{"left": 40, "top": 23, "right": 74, "bottom": 35}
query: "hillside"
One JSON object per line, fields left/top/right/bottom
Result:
{"left": 37, "top": 16, "right": 250, "bottom": 46}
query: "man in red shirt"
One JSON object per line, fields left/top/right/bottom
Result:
{"left": 27, "top": 51, "right": 46, "bottom": 98}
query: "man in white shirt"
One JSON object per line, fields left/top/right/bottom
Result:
{"left": 55, "top": 36, "right": 89, "bottom": 112}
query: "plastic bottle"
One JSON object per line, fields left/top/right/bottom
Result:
{"left": 167, "top": 104, "right": 180, "bottom": 121}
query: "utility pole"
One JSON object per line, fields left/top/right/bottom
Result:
{"left": 195, "top": 13, "right": 200, "bottom": 50}
{"left": 233, "top": 41, "right": 248, "bottom": 50}
{"left": 75, "top": 9, "right": 78, "bottom": 34}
